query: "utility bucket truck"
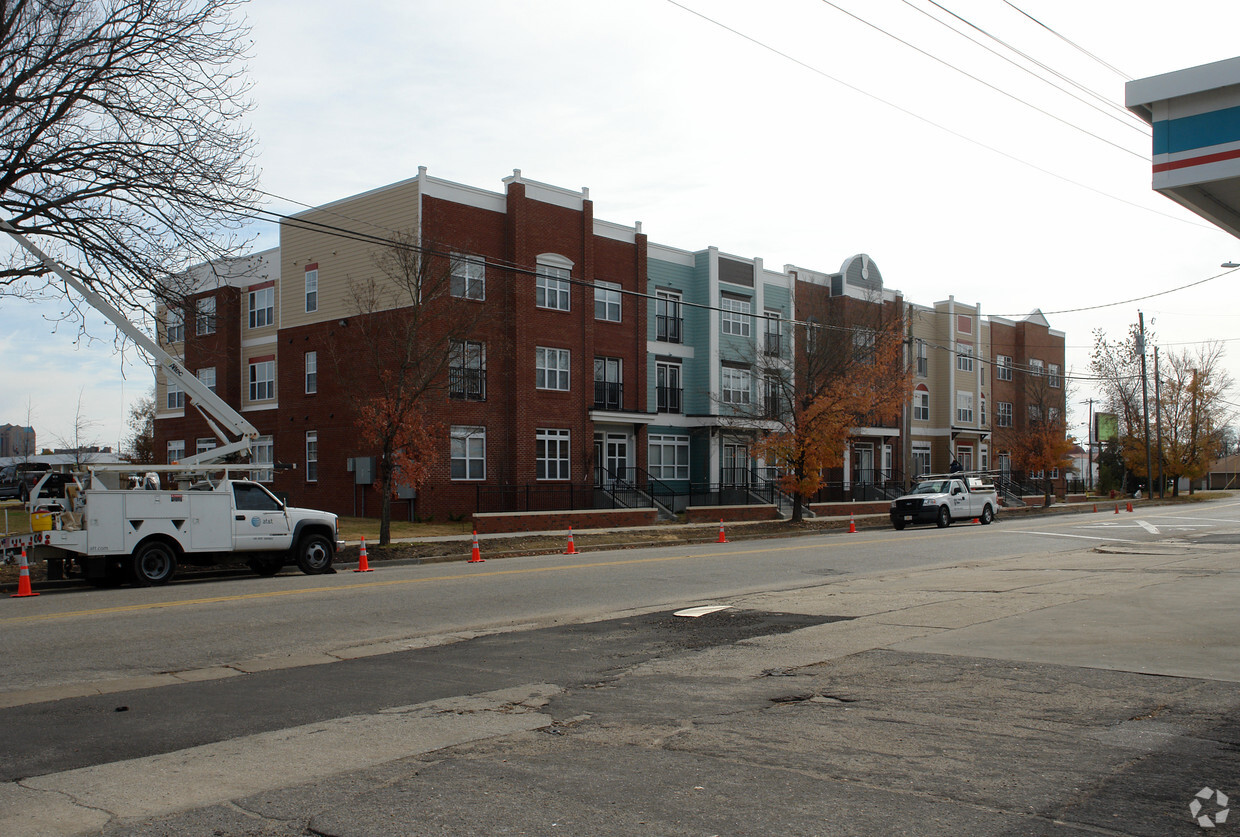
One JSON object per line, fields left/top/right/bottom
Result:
{"left": 1, "top": 221, "right": 342, "bottom": 586}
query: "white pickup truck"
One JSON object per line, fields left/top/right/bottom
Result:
{"left": 889, "top": 474, "right": 999, "bottom": 530}
{"left": 7, "top": 467, "right": 341, "bottom": 586}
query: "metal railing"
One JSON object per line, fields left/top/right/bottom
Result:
{"left": 448, "top": 367, "right": 485, "bottom": 401}
{"left": 655, "top": 314, "right": 683, "bottom": 343}
{"left": 593, "top": 381, "right": 623, "bottom": 410}
{"left": 475, "top": 482, "right": 653, "bottom": 514}
{"left": 656, "top": 385, "right": 682, "bottom": 413}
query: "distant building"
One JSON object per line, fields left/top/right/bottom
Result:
{"left": 0, "top": 424, "right": 35, "bottom": 457}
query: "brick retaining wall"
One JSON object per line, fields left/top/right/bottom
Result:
{"left": 472, "top": 508, "right": 658, "bottom": 534}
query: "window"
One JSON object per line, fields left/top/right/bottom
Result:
{"left": 721, "top": 295, "right": 751, "bottom": 336}
{"left": 166, "top": 381, "right": 184, "bottom": 410}
{"left": 1029, "top": 404, "right": 1043, "bottom": 421}
{"left": 912, "top": 445, "right": 931, "bottom": 477}
{"left": 536, "top": 347, "right": 570, "bottom": 391}
{"left": 195, "top": 296, "right": 216, "bottom": 335}
{"left": 451, "top": 253, "right": 485, "bottom": 301}
{"left": 916, "top": 339, "right": 928, "bottom": 377}
{"left": 249, "top": 357, "right": 275, "bottom": 401}
{"left": 593, "top": 357, "right": 622, "bottom": 409}
{"left": 996, "top": 355, "right": 1012, "bottom": 381}
{"left": 656, "top": 360, "right": 682, "bottom": 413}
{"left": 166, "top": 308, "right": 184, "bottom": 344}
{"left": 1050, "top": 467, "right": 1060, "bottom": 479}
{"left": 196, "top": 437, "right": 216, "bottom": 456}
{"left": 304, "top": 267, "right": 318, "bottom": 312}
{"left": 594, "top": 281, "right": 621, "bottom": 322}
{"left": 764, "top": 311, "right": 782, "bottom": 356}
{"left": 997, "top": 402, "right": 1013, "bottom": 427}
{"left": 648, "top": 434, "right": 689, "bottom": 480}
{"left": 167, "top": 440, "right": 185, "bottom": 464}
{"left": 449, "top": 340, "right": 486, "bottom": 400}
{"left": 763, "top": 374, "right": 782, "bottom": 419}
{"left": 306, "top": 431, "right": 318, "bottom": 482}
{"left": 233, "top": 481, "right": 281, "bottom": 511}
{"left": 1048, "top": 406, "right": 1061, "bottom": 422}
{"left": 956, "top": 391, "right": 974, "bottom": 423}
{"left": 913, "top": 387, "right": 929, "bottom": 421}
{"left": 536, "top": 264, "right": 571, "bottom": 311}
{"left": 450, "top": 426, "right": 486, "bottom": 480}
{"left": 1049, "top": 363, "right": 1061, "bottom": 388}
{"left": 249, "top": 285, "right": 275, "bottom": 329}
{"left": 197, "top": 367, "right": 216, "bottom": 393}
{"left": 305, "top": 351, "right": 317, "bottom": 394}
{"left": 722, "top": 365, "right": 751, "bottom": 405}
{"left": 655, "top": 291, "right": 682, "bottom": 343}
{"left": 980, "top": 398, "right": 987, "bottom": 426}
{"left": 957, "top": 342, "right": 974, "bottom": 372}
{"left": 253, "top": 435, "right": 273, "bottom": 482}
{"left": 853, "top": 328, "right": 877, "bottom": 364}
{"left": 536, "top": 428, "right": 570, "bottom": 480}
{"left": 1029, "top": 358, "right": 1044, "bottom": 377}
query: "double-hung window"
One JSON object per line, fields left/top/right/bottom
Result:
{"left": 306, "top": 431, "right": 318, "bottom": 482}
{"left": 196, "top": 297, "right": 216, "bottom": 335}
{"left": 1029, "top": 358, "right": 1044, "bottom": 377}
{"left": 721, "top": 295, "right": 751, "bottom": 337}
{"left": 916, "top": 340, "right": 928, "bottom": 377}
{"left": 248, "top": 285, "right": 275, "bottom": 329}
{"left": 197, "top": 367, "right": 216, "bottom": 393}
{"left": 1049, "top": 363, "right": 1061, "bottom": 388}
{"left": 167, "top": 440, "right": 185, "bottom": 464}
{"left": 166, "top": 308, "right": 184, "bottom": 344}
{"left": 536, "top": 264, "right": 571, "bottom": 311}
{"left": 450, "top": 426, "right": 486, "bottom": 480}
{"left": 305, "top": 351, "right": 317, "bottom": 394}
{"left": 996, "top": 355, "right": 1012, "bottom": 381}
{"left": 913, "top": 388, "right": 929, "bottom": 421}
{"left": 166, "top": 381, "right": 184, "bottom": 410}
{"left": 536, "top": 347, "right": 570, "bottom": 391}
{"left": 594, "top": 281, "right": 621, "bottom": 322}
{"left": 722, "top": 365, "right": 751, "bottom": 405}
{"left": 249, "top": 357, "right": 275, "bottom": 401}
{"left": 536, "top": 428, "right": 570, "bottom": 480}
{"left": 451, "top": 253, "right": 485, "bottom": 300}
{"left": 956, "top": 391, "right": 974, "bottom": 423}
{"left": 305, "top": 266, "right": 318, "bottom": 312}
{"left": 957, "top": 343, "right": 974, "bottom": 372}
{"left": 253, "top": 436, "right": 274, "bottom": 482}
{"left": 997, "top": 402, "right": 1013, "bottom": 427}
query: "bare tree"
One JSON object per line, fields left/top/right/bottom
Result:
{"left": 55, "top": 389, "right": 102, "bottom": 469}
{"left": 1155, "top": 343, "right": 1234, "bottom": 495}
{"left": 335, "top": 234, "right": 492, "bottom": 545}
{"left": 1, "top": 0, "right": 259, "bottom": 324}
{"left": 997, "top": 371, "right": 1074, "bottom": 507}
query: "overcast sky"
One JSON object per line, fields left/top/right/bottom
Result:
{"left": 3, "top": 0, "right": 1238, "bottom": 454}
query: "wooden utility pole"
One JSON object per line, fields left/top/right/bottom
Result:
{"left": 1138, "top": 312, "right": 1152, "bottom": 497}
{"left": 1154, "top": 347, "right": 1164, "bottom": 498}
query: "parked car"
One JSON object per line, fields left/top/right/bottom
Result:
{"left": 0, "top": 463, "right": 50, "bottom": 500}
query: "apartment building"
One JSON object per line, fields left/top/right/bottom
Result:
{"left": 154, "top": 168, "right": 1069, "bottom": 520}
{"left": 988, "top": 309, "right": 1068, "bottom": 484}
{"left": 644, "top": 244, "right": 794, "bottom": 504}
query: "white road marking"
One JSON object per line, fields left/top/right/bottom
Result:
{"left": 1137, "top": 520, "right": 1161, "bottom": 534}
{"left": 1013, "top": 531, "right": 1140, "bottom": 542}
{"left": 674, "top": 605, "right": 732, "bottom": 617}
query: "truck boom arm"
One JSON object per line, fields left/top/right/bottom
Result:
{"left": 2, "top": 220, "right": 260, "bottom": 464}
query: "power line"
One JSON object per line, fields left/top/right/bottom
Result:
{"left": 1001, "top": 1, "right": 1132, "bottom": 80}
{"left": 815, "top": 0, "right": 1146, "bottom": 158}
{"left": 661, "top": 0, "right": 1208, "bottom": 229}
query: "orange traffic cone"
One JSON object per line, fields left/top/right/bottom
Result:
{"left": 1114, "top": 503, "right": 1120, "bottom": 514}
{"left": 563, "top": 527, "right": 578, "bottom": 555}
{"left": 717, "top": 520, "right": 728, "bottom": 543}
{"left": 848, "top": 513, "right": 857, "bottom": 534}
{"left": 354, "top": 536, "right": 373, "bottom": 573}
{"left": 469, "top": 530, "right": 484, "bottom": 563}
{"left": 1093, "top": 504, "right": 1098, "bottom": 513}
{"left": 11, "top": 548, "right": 39, "bottom": 598}
{"left": 1126, "top": 502, "right": 1133, "bottom": 513}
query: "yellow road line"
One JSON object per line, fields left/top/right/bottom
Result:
{"left": 0, "top": 533, "right": 921, "bottom": 625}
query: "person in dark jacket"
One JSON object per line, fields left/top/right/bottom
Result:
{"left": 949, "top": 459, "right": 963, "bottom": 473}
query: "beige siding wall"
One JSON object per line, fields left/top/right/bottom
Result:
{"left": 280, "top": 180, "right": 421, "bottom": 329}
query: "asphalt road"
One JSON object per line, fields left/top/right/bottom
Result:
{"left": 2, "top": 497, "right": 1238, "bottom": 836}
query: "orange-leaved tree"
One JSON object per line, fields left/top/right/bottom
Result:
{"left": 751, "top": 291, "right": 911, "bottom": 522}
{"left": 999, "top": 371, "right": 1074, "bottom": 506}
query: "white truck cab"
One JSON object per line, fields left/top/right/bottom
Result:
{"left": 889, "top": 473, "right": 999, "bottom": 530}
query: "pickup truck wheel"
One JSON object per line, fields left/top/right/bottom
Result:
{"left": 980, "top": 505, "right": 994, "bottom": 525}
{"left": 891, "top": 519, "right": 906, "bottom": 531}
{"left": 295, "top": 534, "right": 334, "bottom": 574}
{"left": 936, "top": 506, "right": 951, "bottom": 528}
{"left": 247, "top": 556, "right": 283, "bottom": 577}
{"left": 130, "top": 542, "right": 177, "bottom": 586}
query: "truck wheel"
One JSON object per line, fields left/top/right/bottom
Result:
{"left": 980, "top": 505, "right": 993, "bottom": 525}
{"left": 295, "top": 534, "right": 334, "bottom": 574}
{"left": 936, "top": 506, "right": 951, "bottom": 528}
{"left": 247, "top": 556, "right": 284, "bottom": 577}
{"left": 130, "top": 541, "right": 177, "bottom": 586}
{"left": 891, "top": 519, "right": 906, "bottom": 531}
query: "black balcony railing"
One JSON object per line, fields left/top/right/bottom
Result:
{"left": 656, "top": 314, "right": 683, "bottom": 343}
{"left": 764, "top": 332, "right": 781, "bottom": 356}
{"left": 448, "top": 367, "right": 485, "bottom": 400}
{"left": 656, "top": 385, "right": 683, "bottom": 413}
{"left": 593, "top": 381, "right": 623, "bottom": 410}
